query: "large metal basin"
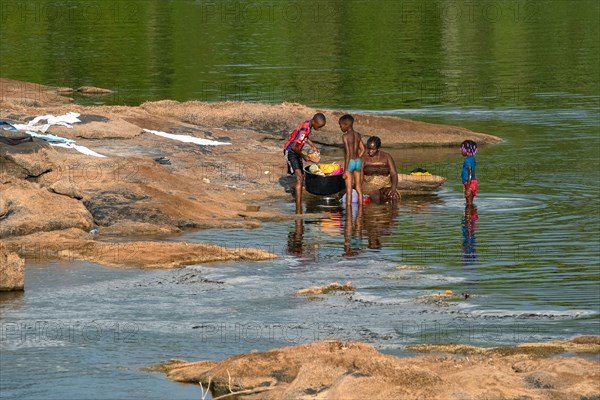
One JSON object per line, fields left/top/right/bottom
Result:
{"left": 304, "top": 166, "right": 345, "bottom": 195}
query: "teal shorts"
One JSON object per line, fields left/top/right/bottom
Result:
{"left": 347, "top": 158, "right": 362, "bottom": 172}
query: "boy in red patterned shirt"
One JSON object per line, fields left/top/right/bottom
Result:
{"left": 283, "top": 113, "right": 326, "bottom": 213}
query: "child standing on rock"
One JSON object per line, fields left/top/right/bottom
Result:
{"left": 283, "top": 113, "right": 326, "bottom": 213}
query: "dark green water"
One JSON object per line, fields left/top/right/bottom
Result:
{"left": 1, "top": 1, "right": 599, "bottom": 399}
{"left": 2, "top": 0, "right": 598, "bottom": 109}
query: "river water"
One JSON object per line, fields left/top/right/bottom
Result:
{"left": 1, "top": 1, "right": 599, "bottom": 399}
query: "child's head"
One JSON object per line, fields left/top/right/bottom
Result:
{"left": 338, "top": 114, "right": 354, "bottom": 132}
{"left": 311, "top": 113, "right": 326, "bottom": 130}
{"left": 460, "top": 140, "right": 477, "bottom": 156}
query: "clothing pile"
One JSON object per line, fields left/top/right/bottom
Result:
{"left": 308, "top": 163, "right": 343, "bottom": 176}
{"left": 410, "top": 167, "right": 432, "bottom": 176}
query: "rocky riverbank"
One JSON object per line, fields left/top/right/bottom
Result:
{"left": 0, "top": 78, "right": 501, "bottom": 269}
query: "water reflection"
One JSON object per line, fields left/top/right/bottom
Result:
{"left": 462, "top": 204, "right": 478, "bottom": 265}
{"left": 286, "top": 218, "right": 304, "bottom": 257}
{"left": 362, "top": 202, "right": 399, "bottom": 250}
{"left": 344, "top": 205, "right": 363, "bottom": 257}
{"left": 286, "top": 218, "right": 320, "bottom": 263}
{"left": 286, "top": 198, "right": 402, "bottom": 258}
{"left": 0, "top": 291, "right": 24, "bottom": 310}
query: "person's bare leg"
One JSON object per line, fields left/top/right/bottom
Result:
{"left": 344, "top": 173, "right": 353, "bottom": 209}
{"left": 465, "top": 188, "right": 474, "bottom": 206}
{"left": 354, "top": 171, "right": 363, "bottom": 208}
{"left": 294, "top": 169, "right": 303, "bottom": 213}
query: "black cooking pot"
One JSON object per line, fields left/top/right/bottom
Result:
{"left": 304, "top": 165, "right": 345, "bottom": 195}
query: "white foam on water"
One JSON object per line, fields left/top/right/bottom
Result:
{"left": 470, "top": 309, "right": 597, "bottom": 319}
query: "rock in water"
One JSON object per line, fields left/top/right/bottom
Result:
{"left": 77, "top": 86, "right": 113, "bottom": 95}
{"left": 0, "top": 247, "right": 25, "bottom": 291}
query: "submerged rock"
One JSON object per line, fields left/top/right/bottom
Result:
{"left": 296, "top": 281, "right": 354, "bottom": 295}
{"left": 77, "top": 86, "right": 113, "bottom": 95}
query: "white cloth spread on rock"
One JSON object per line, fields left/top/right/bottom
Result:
{"left": 50, "top": 142, "right": 106, "bottom": 158}
{"left": 13, "top": 112, "right": 82, "bottom": 133}
{"left": 14, "top": 112, "right": 104, "bottom": 157}
{"left": 143, "top": 129, "right": 230, "bottom": 146}
{"left": 24, "top": 131, "right": 75, "bottom": 143}
{"left": 29, "top": 112, "right": 81, "bottom": 126}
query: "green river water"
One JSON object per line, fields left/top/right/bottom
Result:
{"left": 1, "top": 1, "right": 598, "bottom": 399}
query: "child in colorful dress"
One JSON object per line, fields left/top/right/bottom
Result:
{"left": 460, "top": 140, "right": 478, "bottom": 205}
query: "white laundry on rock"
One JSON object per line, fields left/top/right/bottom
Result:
{"left": 13, "top": 112, "right": 82, "bottom": 133}
{"left": 13, "top": 123, "right": 51, "bottom": 133}
{"left": 143, "top": 129, "right": 230, "bottom": 146}
{"left": 50, "top": 142, "right": 106, "bottom": 158}
{"left": 29, "top": 112, "right": 81, "bottom": 126}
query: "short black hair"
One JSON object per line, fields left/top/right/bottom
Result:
{"left": 312, "top": 113, "right": 326, "bottom": 124}
{"left": 338, "top": 114, "right": 354, "bottom": 124}
{"left": 367, "top": 136, "right": 381, "bottom": 149}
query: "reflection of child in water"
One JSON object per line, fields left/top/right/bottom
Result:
{"left": 344, "top": 204, "right": 363, "bottom": 257}
{"left": 462, "top": 204, "right": 478, "bottom": 264}
{"left": 286, "top": 219, "right": 319, "bottom": 262}
{"left": 287, "top": 218, "right": 304, "bottom": 257}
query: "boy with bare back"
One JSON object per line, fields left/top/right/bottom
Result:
{"left": 339, "top": 114, "right": 365, "bottom": 208}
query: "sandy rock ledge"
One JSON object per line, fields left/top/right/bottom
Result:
{"left": 0, "top": 246, "right": 25, "bottom": 291}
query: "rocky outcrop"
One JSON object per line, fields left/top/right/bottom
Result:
{"left": 151, "top": 338, "right": 600, "bottom": 400}
{"left": 0, "top": 178, "right": 93, "bottom": 238}
{"left": 140, "top": 100, "right": 502, "bottom": 148}
{"left": 0, "top": 246, "right": 25, "bottom": 291}
{"left": 0, "top": 78, "right": 503, "bottom": 265}
{"left": 0, "top": 139, "right": 55, "bottom": 179}
{"left": 51, "top": 118, "right": 142, "bottom": 140}
{"left": 49, "top": 178, "right": 83, "bottom": 199}
{"left": 1, "top": 229, "right": 276, "bottom": 268}
{"left": 0, "top": 78, "right": 73, "bottom": 106}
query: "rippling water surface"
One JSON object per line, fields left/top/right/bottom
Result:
{"left": 1, "top": 1, "right": 599, "bottom": 399}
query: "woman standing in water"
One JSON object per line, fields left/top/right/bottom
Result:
{"left": 361, "top": 136, "right": 400, "bottom": 203}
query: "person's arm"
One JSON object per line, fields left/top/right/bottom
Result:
{"left": 465, "top": 166, "right": 472, "bottom": 192}
{"left": 292, "top": 141, "right": 309, "bottom": 161}
{"left": 342, "top": 135, "right": 350, "bottom": 175}
{"left": 306, "top": 138, "right": 318, "bottom": 153}
{"left": 358, "top": 135, "right": 365, "bottom": 158}
{"left": 385, "top": 153, "right": 400, "bottom": 200}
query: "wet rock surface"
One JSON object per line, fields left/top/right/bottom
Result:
{"left": 151, "top": 337, "right": 600, "bottom": 400}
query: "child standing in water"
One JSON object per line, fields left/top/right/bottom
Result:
{"left": 460, "top": 140, "right": 478, "bottom": 205}
{"left": 283, "top": 113, "right": 326, "bottom": 213}
{"left": 339, "top": 114, "right": 365, "bottom": 208}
